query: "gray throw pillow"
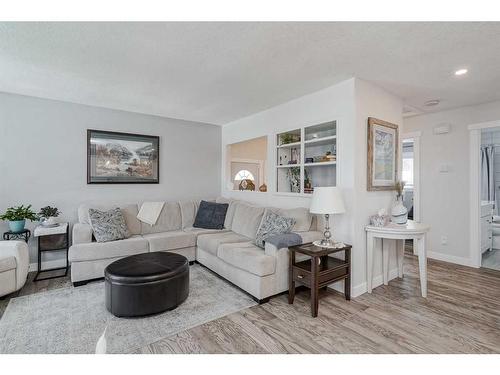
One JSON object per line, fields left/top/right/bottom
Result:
{"left": 193, "top": 200, "right": 229, "bottom": 230}
{"left": 88, "top": 208, "right": 130, "bottom": 243}
{"left": 255, "top": 210, "right": 295, "bottom": 248}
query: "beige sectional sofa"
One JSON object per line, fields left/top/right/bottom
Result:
{"left": 69, "top": 198, "right": 322, "bottom": 302}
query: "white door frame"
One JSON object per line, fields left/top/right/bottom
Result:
{"left": 402, "top": 131, "right": 421, "bottom": 223}
{"left": 468, "top": 120, "right": 500, "bottom": 268}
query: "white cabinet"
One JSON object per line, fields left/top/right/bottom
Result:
{"left": 480, "top": 202, "right": 493, "bottom": 254}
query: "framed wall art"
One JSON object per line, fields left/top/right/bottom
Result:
{"left": 367, "top": 117, "right": 398, "bottom": 191}
{"left": 87, "top": 129, "right": 159, "bottom": 184}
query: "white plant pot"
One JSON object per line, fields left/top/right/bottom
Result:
{"left": 42, "top": 217, "right": 57, "bottom": 226}
{"left": 391, "top": 197, "right": 408, "bottom": 225}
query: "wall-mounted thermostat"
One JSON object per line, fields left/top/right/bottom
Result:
{"left": 433, "top": 124, "right": 451, "bottom": 134}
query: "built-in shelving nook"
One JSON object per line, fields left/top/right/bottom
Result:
{"left": 276, "top": 121, "right": 337, "bottom": 195}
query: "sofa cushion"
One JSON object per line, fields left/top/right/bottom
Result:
{"left": 255, "top": 210, "right": 295, "bottom": 248}
{"left": 141, "top": 202, "right": 182, "bottom": 235}
{"left": 231, "top": 202, "right": 265, "bottom": 239}
{"left": 278, "top": 207, "right": 312, "bottom": 232}
{"left": 193, "top": 201, "right": 229, "bottom": 230}
{"left": 69, "top": 236, "right": 148, "bottom": 262}
{"left": 78, "top": 203, "right": 141, "bottom": 235}
{"left": 143, "top": 231, "right": 196, "bottom": 252}
{"left": 0, "top": 256, "right": 16, "bottom": 273}
{"left": 183, "top": 227, "right": 230, "bottom": 236}
{"left": 179, "top": 200, "right": 199, "bottom": 229}
{"left": 196, "top": 231, "right": 251, "bottom": 256}
{"left": 216, "top": 197, "right": 238, "bottom": 230}
{"left": 217, "top": 242, "right": 276, "bottom": 277}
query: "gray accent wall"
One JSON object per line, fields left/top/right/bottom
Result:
{"left": 0, "top": 92, "right": 221, "bottom": 265}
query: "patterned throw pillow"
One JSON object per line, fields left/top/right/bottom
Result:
{"left": 255, "top": 210, "right": 295, "bottom": 248}
{"left": 88, "top": 208, "right": 130, "bottom": 243}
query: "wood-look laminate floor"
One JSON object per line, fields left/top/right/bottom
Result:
{"left": 1, "top": 251, "right": 499, "bottom": 354}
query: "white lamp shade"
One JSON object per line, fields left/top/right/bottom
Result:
{"left": 309, "top": 187, "right": 346, "bottom": 215}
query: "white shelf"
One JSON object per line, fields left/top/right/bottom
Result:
{"left": 277, "top": 164, "right": 302, "bottom": 168}
{"left": 304, "top": 135, "right": 336, "bottom": 145}
{"left": 277, "top": 141, "right": 301, "bottom": 148}
{"left": 304, "top": 161, "right": 337, "bottom": 166}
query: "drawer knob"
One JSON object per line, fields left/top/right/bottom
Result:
{"left": 297, "top": 275, "right": 304, "bottom": 279}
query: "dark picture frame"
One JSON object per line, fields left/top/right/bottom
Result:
{"left": 87, "top": 129, "right": 159, "bottom": 184}
{"left": 367, "top": 117, "right": 398, "bottom": 191}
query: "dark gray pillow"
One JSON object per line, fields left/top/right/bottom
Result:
{"left": 88, "top": 208, "right": 130, "bottom": 243}
{"left": 193, "top": 201, "right": 229, "bottom": 230}
{"left": 255, "top": 210, "right": 295, "bottom": 248}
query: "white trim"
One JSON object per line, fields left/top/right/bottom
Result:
{"left": 349, "top": 267, "right": 399, "bottom": 298}
{"left": 29, "top": 259, "right": 68, "bottom": 273}
{"left": 402, "top": 130, "right": 422, "bottom": 139}
{"left": 468, "top": 120, "right": 500, "bottom": 131}
{"left": 401, "top": 132, "right": 421, "bottom": 223}
{"left": 427, "top": 251, "right": 475, "bottom": 268}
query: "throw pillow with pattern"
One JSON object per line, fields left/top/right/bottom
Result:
{"left": 88, "top": 208, "right": 130, "bottom": 243}
{"left": 255, "top": 210, "right": 295, "bottom": 248}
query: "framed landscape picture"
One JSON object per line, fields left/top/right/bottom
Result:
{"left": 87, "top": 129, "right": 159, "bottom": 184}
{"left": 367, "top": 117, "right": 398, "bottom": 191}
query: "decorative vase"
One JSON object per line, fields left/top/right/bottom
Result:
{"left": 9, "top": 220, "right": 26, "bottom": 233}
{"left": 391, "top": 196, "right": 408, "bottom": 225}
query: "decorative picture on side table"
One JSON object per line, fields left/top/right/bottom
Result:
{"left": 367, "top": 117, "right": 398, "bottom": 191}
{"left": 87, "top": 129, "right": 159, "bottom": 184}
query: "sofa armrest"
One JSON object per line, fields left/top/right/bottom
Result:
{"left": 72, "top": 223, "right": 93, "bottom": 244}
{"left": 0, "top": 241, "right": 29, "bottom": 290}
{"left": 264, "top": 230, "right": 323, "bottom": 257}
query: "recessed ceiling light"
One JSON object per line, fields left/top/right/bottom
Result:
{"left": 424, "top": 99, "right": 440, "bottom": 107}
{"left": 455, "top": 68, "right": 468, "bottom": 76}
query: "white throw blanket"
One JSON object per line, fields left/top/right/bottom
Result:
{"left": 137, "top": 202, "right": 165, "bottom": 226}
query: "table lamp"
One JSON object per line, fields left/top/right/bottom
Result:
{"left": 309, "top": 187, "right": 346, "bottom": 247}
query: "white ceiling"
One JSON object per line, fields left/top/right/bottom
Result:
{"left": 1, "top": 22, "right": 500, "bottom": 125}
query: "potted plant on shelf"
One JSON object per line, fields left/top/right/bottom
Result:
{"left": 0, "top": 205, "right": 38, "bottom": 233}
{"left": 38, "top": 206, "right": 61, "bottom": 227}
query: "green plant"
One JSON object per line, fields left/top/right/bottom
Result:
{"left": 0, "top": 205, "right": 38, "bottom": 222}
{"left": 38, "top": 206, "right": 60, "bottom": 218}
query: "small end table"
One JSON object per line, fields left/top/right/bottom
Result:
{"left": 289, "top": 242, "right": 351, "bottom": 317}
{"left": 33, "top": 223, "right": 69, "bottom": 282}
{"left": 3, "top": 229, "right": 31, "bottom": 243}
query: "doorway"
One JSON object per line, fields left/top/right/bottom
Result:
{"left": 401, "top": 132, "right": 421, "bottom": 222}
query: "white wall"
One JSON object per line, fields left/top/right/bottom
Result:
{"left": 221, "top": 78, "right": 404, "bottom": 296}
{"left": 404, "top": 100, "right": 500, "bottom": 266}
{"left": 0, "top": 92, "right": 221, "bottom": 265}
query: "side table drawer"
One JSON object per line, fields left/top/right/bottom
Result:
{"left": 293, "top": 267, "right": 311, "bottom": 286}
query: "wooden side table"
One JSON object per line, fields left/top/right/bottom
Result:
{"left": 288, "top": 242, "right": 351, "bottom": 317}
{"left": 33, "top": 223, "right": 69, "bottom": 282}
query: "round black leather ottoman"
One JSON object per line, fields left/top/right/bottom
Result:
{"left": 104, "top": 252, "right": 189, "bottom": 317}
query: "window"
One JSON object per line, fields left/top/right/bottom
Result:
{"left": 234, "top": 170, "right": 255, "bottom": 181}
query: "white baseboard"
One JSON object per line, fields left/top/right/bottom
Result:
{"left": 328, "top": 267, "right": 399, "bottom": 298}
{"left": 28, "top": 259, "right": 68, "bottom": 273}
{"left": 427, "top": 251, "right": 476, "bottom": 268}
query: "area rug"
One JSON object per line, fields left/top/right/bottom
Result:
{"left": 0, "top": 265, "right": 256, "bottom": 354}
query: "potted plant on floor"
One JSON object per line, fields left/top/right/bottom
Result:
{"left": 0, "top": 205, "right": 38, "bottom": 233}
{"left": 38, "top": 206, "right": 61, "bottom": 227}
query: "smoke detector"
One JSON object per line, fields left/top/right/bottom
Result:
{"left": 424, "top": 99, "right": 441, "bottom": 107}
